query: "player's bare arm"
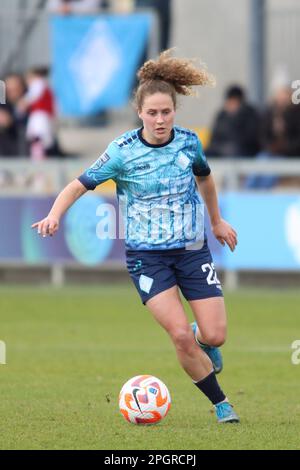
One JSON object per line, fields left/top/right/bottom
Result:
{"left": 31, "top": 179, "right": 87, "bottom": 237}
{"left": 196, "top": 173, "right": 237, "bottom": 252}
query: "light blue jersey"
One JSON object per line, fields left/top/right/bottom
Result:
{"left": 78, "top": 126, "right": 211, "bottom": 250}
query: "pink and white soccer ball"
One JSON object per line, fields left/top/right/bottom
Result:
{"left": 119, "top": 375, "right": 171, "bottom": 425}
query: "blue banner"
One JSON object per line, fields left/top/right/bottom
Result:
{"left": 221, "top": 193, "right": 300, "bottom": 270}
{"left": 0, "top": 195, "right": 125, "bottom": 266}
{"left": 1, "top": 193, "right": 300, "bottom": 269}
{"left": 50, "top": 14, "right": 152, "bottom": 116}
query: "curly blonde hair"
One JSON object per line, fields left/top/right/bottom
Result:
{"left": 135, "top": 49, "right": 215, "bottom": 110}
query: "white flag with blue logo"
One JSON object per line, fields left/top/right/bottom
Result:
{"left": 50, "top": 14, "right": 152, "bottom": 116}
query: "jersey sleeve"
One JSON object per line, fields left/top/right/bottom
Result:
{"left": 192, "top": 136, "right": 211, "bottom": 177}
{"left": 77, "top": 142, "right": 123, "bottom": 190}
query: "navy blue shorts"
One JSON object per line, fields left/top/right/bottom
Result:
{"left": 126, "top": 241, "right": 223, "bottom": 305}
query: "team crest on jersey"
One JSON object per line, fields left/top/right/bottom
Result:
{"left": 175, "top": 152, "right": 190, "bottom": 170}
{"left": 92, "top": 152, "right": 110, "bottom": 170}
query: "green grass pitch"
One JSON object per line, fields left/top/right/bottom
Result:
{"left": 0, "top": 285, "right": 299, "bottom": 450}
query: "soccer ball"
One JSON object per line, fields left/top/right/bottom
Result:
{"left": 119, "top": 375, "right": 171, "bottom": 425}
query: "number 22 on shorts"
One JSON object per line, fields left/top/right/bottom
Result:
{"left": 201, "top": 263, "right": 220, "bottom": 285}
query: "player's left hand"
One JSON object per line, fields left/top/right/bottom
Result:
{"left": 31, "top": 216, "right": 59, "bottom": 238}
{"left": 212, "top": 219, "right": 237, "bottom": 252}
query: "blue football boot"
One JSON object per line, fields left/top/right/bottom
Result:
{"left": 215, "top": 402, "right": 240, "bottom": 423}
{"left": 191, "top": 321, "right": 223, "bottom": 374}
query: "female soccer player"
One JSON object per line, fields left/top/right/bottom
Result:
{"left": 32, "top": 50, "right": 239, "bottom": 423}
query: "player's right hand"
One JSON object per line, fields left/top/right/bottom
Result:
{"left": 31, "top": 216, "right": 59, "bottom": 238}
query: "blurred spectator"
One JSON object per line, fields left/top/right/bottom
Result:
{"left": 5, "top": 73, "right": 27, "bottom": 110}
{"left": 135, "top": 0, "right": 172, "bottom": 52}
{"left": 261, "top": 86, "right": 300, "bottom": 157}
{"left": 206, "top": 85, "right": 261, "bottom": 158}
{"left": 48, "top": 0, "right": 105, "bottom": 14}
{"left": 0, "top": 104, "right": 18, "bottom": 156}
{"left": 5, "top": 73, "right": 29, "bottom": 155}
{"left": 245, "top": 85, "right": 300, "bottom": 189}
{"left": 18, "top": 67, "right": 63, "bottom": 159}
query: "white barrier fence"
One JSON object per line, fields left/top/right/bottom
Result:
{"left": 1, "top": 157, "right": 300, "bottom": 194}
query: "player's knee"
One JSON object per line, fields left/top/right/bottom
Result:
{"left": 171, "top": 328, "right": 194, "bottom": 352}
{"left": 202, "top": 331, "right": 226, "bottom": 347}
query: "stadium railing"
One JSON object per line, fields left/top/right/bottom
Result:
{"left": 1, "top": 157, "right": 300, "bottom": 194}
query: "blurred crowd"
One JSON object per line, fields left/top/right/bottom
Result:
{"left": 0, "top": 0, "right": 299, "bottom": 191}
{"left": 0, "top": 0, "right": 172, "bottom": 162}
{"left": 206, "top": 82, "right": 300, "bottom": 188}
{"left": 1, "top": 72, "right": 299, "bottom": 182}
{"left": 206, "top": 83, "right": 300, "bottom": 161}
{"left": 0, "top": 68, "right": 65, "bottom": 160}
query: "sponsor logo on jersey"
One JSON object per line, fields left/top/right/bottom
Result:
{"left": 135, "top": 163, "right": 151, "bottom": 172}
{"left": 92, "top": 152, "right": 110, "bottom": 170}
